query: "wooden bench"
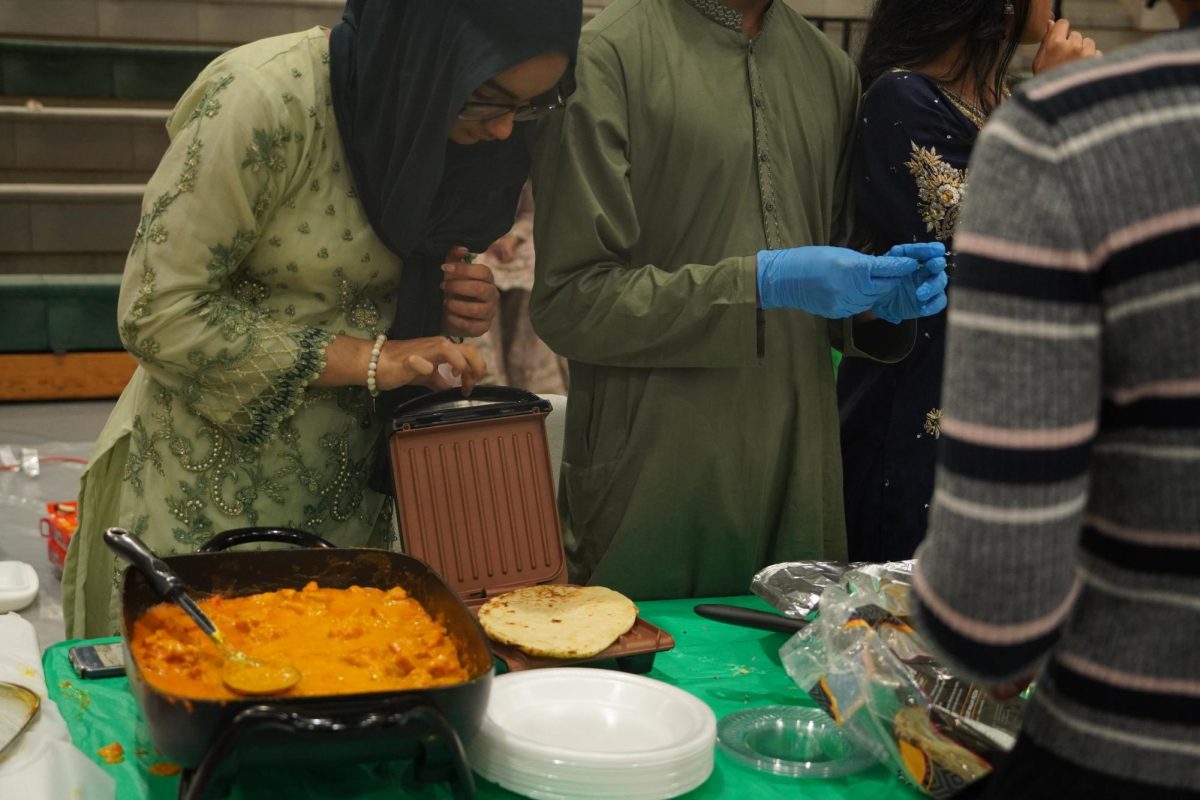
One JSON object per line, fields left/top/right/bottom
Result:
{"left": 0, "top": 38, "right": 222, "bottom": 101}
{"left": 0, "top": 274, "right": 135, "bottom": 400}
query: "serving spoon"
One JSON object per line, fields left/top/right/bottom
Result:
{"left": 103, "top": 527, "right": 300, "bottom": 696}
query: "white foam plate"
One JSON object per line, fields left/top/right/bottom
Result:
{"left": 469, "top": 668, "right": 716, "bottom": 799}
{"left": 0, "top": 562, "right": 38, "bottom": 614}
{"left": 476, "top": 668, "right": 715, "bottom": 763}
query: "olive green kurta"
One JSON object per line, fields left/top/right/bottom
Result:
{"left": 531, "top": 0, "right": 913, "bottom": 599}
{"left": 63, "top": 29, "right": 402, "bottom": 638}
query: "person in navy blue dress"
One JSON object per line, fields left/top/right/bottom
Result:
{"left": 838, "top": 0, "right": 1099, "bottom": 562}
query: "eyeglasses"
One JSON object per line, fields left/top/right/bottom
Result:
{"left": 458, "top": 85, "right": 567, "bottom": 122}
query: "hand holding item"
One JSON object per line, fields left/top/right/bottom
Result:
{"left": 757, "top": 246, "right": 920, "bottom": 318}
{"left": 486, "top": 234, "right": 522, "bottom": 264}
{"left": 1033, "top": 18, "right": 1101, "bottom": 75}
{"left": 989, "top": 673, "right": 1036, "bottom": 702}
{"left": 870, "top": 242, "right": 949, "bottom": 324}
{"left": 378, "top": 336, "right": 487, "bottom": 396}
{"left": 441, "top": 245, "right": 500, "bottom": 338}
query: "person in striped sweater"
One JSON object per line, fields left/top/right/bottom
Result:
{"left": 912, "top": 1, "right": 1200, "bottom": 797}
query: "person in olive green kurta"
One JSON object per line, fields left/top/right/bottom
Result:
{"left": 63, "top": 5, "right": 581, "bottom": 639}
{"left": 531, "top": 0, "right": 944, "bottom": 599}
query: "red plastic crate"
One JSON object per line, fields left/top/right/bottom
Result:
{"left": 39, "top": 501, "right": 77, "bottom": 574}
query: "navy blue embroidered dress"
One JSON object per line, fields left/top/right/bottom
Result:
{"left": 838, "top": 69, "right": 984, "bottom": 562}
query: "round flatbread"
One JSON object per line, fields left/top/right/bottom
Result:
{"left": 478, "top": 585, "right": 638, "bottom": 659}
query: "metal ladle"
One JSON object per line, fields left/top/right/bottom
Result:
{"left": 104, "top": 528, "right": 300, "bottom": 696}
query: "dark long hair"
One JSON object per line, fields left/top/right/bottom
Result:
{"left": 858, "top": 0, "right": 1033, "bottom": 117}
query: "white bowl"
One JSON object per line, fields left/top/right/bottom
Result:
{"left": 0, "top": 562, "right": 37, "bottom": 614}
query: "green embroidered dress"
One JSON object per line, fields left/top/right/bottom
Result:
{"left": 63, "top": 28, "right": 402, "bottom": 638}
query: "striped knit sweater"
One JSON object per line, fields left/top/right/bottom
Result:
{"left": 913, "top": 23, "right": 1200, "bottom": 791}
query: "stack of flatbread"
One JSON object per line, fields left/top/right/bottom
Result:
{"left": 478, "top": 585, "right": 638, "bottom": 659}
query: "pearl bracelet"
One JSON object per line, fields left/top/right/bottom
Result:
{"left": 367, "top": 334, "right": 386, "bottom": 398}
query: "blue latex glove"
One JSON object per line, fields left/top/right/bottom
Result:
{"left": 757, "top": 246, "right": 920, "bottom": 318}
{"left": 870, "top": 242, "right": 949, "bottom": 324}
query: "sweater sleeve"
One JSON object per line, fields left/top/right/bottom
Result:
{"left": 912, "top": 94, "right": 1102, "bottom": 683}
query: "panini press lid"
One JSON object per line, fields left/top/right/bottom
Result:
{"left": 389, "top": 386, "right": 565, "bottom": 601}
{"left": 390, "top": 385, "right": 552, "bottom": 431}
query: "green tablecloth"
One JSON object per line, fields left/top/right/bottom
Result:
{"left": 43, "top": 595, "right": 923, "bottom": 800}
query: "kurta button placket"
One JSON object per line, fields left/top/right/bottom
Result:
{"left": 528, "top": 0, "right": 902, "bottom": 598}
{"left": 746, "top": 37, "right": 781, "bottom": 249}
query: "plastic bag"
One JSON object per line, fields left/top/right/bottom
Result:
{"left": 775, "top": 563, "right": 1024, "bottom": 799}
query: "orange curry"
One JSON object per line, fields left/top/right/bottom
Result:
{"left": 131, "top": 582, "right": 469, "bottom": 700}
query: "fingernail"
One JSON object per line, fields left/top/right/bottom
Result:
{"left": 442, "top": 264, "right": 455, "bottom": 273}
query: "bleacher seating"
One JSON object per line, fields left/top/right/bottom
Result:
{"left": 0, "top": 0, "right": 341, "bottom": 47}
{"left": 0, "top": 0, "right": 1165, "bottom": 400}
{"left": 0, "top": 1, "right": 338, "bottom": 399}
{"left": 0, "top": 105, "right": 168, "bottom": 183}
{"left": 0, "top": 183, "right": 143, "bottom": 275}
{"left": 0, "top": 274, "right": 123, "bottom": 352}
{"left": 0, "top": 39, "right": 222, "bottom": 100}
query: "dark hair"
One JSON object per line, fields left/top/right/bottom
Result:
{"left": 857, "top": 0, "right": 1033, "bottom": 117}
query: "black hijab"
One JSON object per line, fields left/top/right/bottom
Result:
{"left": 330, "top": 0, "right": 580, "bottom": 339}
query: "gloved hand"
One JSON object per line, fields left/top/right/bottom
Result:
{"left": 870, "top": 242, "right": 949, "bottom": 324}
{"left": 757, "top": 246, "right": 920, "bottom": 318}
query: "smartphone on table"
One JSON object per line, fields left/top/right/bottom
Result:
{"left": 67, "top": 643, "right": 126, "bottom": 679}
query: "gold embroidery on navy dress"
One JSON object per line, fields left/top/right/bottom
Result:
{"left": 938, "top": 88, "right": 987, "bottom": 130}
{"left": 923, "top": 408, "right": 943, "bottom": 439}
{"left": 906, "top": 143, "right": 967, "bottom": 243}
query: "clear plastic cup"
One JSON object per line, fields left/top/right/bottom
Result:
{"left": 717, "top": 706, "right": 879, "bottom": 778}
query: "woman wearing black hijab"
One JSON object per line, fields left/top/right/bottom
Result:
{"left": 64, "top": 0, "right": 580, "bottom": 639}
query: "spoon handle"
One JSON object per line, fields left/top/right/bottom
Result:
{"left": 104, "top": 527, "right": 185, "bottom": 599}
{"left": 103, "top": 527, "right": 220, "bottom": 639}
{"left": 175, "top": 592, "right": 221, "bottom": 640}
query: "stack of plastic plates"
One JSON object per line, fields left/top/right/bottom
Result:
{"left": 468, "top": 668, "right": 716, "bottom": 800}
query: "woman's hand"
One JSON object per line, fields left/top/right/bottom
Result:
{"left": 1032, "top": 19, "right": 1101, "bottom": 75}
{"left": 442, "top": 246, "right": 499, "bottom": 338}
{"left": 377, "top": 337, "right": 487, "bottom": 396}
